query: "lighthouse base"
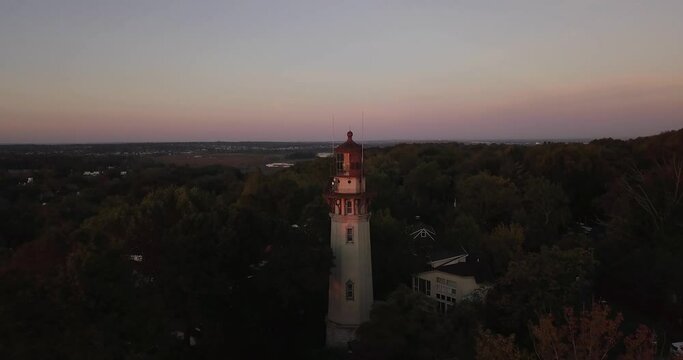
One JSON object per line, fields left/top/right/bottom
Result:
{"left": 326, "top": 319, "right": 358, "bottom": 348}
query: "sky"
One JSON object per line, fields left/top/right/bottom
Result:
{"left": 1, "top": 0, "right": 682, "bottom": 143}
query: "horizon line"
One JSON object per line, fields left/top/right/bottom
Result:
{"left": 2, "top": 127, "right": 680, "bottom": 146}
{"left": 0, "top": 137, "right": 612, "bottom": 146}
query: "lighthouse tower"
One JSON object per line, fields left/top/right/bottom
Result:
{"left": 325, "top": 131, "right": 374, "bottom": 347}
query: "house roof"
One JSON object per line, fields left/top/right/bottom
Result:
{"left": 426, "top": 248, "right": 468, "bottom": 269}
{"left": 428, "top": 248, "right": 466, "bottom": 262}
{"left": 438, "top": 257, "right": 493, "bottom": 283}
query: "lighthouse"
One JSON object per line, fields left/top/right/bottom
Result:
{"left": 325, "top": 131, "right": 374, "bottom": 347}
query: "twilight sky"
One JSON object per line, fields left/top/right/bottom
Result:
{"left": 1, "top": 0, "right": 682, "bottom": 143}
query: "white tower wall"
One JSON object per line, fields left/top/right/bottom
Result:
{"left": 327, "top": 213, "right": 373, "bottom": 347}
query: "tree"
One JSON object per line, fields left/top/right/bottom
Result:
{"left": 522, "top": 143, "right": 611, "bottom": 222}
{"left": 354, "top": 285, "right": 482, "bottom": 360}
{"left": 441, "top": 214, "right": 483, "bottom": 253}
{"left": 456, "top": 173, "right": 521, "bottom": 230}
{"left": 0, "top": 271, "right": 67, "bottom": 358}
{"left": 481, "top": 223, "right": 524, "bottom": 278}
{"left": 619, "top": 325, "right": 657, "bottom": 360}
{"left": 404, "top": 161, "right": 452, "bottom": 221}
{"left": 353, "top": 286, "right": 480, "bottom": 360}
{"left": 370, "top": 210, "right": 423, "bottom": 300}
{"left": 354, "top": 285, "right": 442, "bottom": 360}
{"left": 531, "top": 303, "right": 679, "bottom": 360}
{"left": 445, "top": 300, "right": 486, "bottom": 360}
{"left": 598, "top": 155, "right": 683, "bottom": 336}
{"left": 486, "top": 247, "right": 595, "bottom": 337}
{"left": 521, "top": 177, "right": 570, "bottom": 250}
{"left": 61, "top": 186, "right": 332, "bottom": 358}
{"left": 478, "top": 303, "right": 666, "bottom": 360}
{"left": 476, "top": 329, "right": 530, "bottom": 360}
{"left": 531, "top": 302, "right": 623, "bottom": 360}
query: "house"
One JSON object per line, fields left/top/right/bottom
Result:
{"left": 409, "top": 221, "right": 491, "bottom": 314}
{"left": 413, "top": 251, "right": 491, "bottom": 313}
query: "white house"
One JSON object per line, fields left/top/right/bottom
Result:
{"left": 410, "top": 223, "right": 491, "bottom": 314}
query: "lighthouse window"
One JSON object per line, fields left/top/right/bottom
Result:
{"left": 346, "top": 227, "right": 353, "bottom": 243}
{"left": 345, "top": 200, "right": 353, "bottom": 214}
{"left": 336, "top": 153, "right": 344, "bottom": 172}
{"left": 345, "top": 280, "right": 354, "bottom": 301}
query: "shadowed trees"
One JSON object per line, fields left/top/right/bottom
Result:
{"left": 2, "top": 129, "right": 683, "bottom": 358}
{"left": 486, "top": 246, "right": 596, "bottom": 337}
{"left": 354, "top": 285, "right": 482, "bottom": 360}
{"left": 0, "top": 183, "right": 332, "bottom": 359}
{"left": 456, "top": 173, "right": 521, "bottom": 231}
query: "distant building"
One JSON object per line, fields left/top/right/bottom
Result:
{"left": 265, "top": 162, "right": 294, "bottom": 168}
{"left": 19, "top": 177, "right": 34, "bottom": 186}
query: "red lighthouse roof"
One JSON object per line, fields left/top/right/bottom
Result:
{"left": 335, "top": 131, "right": 362, "bottom": 153}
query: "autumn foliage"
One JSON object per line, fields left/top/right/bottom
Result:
{"left": 619, "top": 325, "right": 657, "bottom": 360}
{"left": 476, "top": 329, "right": 530, "bottom": 360}
{"left": 530, "top": 302, "right": 623, "bottom": 360}
{"left": 478, "top": 302, "right": 681, "bottom": 360}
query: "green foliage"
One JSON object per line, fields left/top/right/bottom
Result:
{"left": 404, "top": 161, "right": 452, "bottom": 218}
{"left": 1, "top": 129, "right": 683, "bottom": 357}
{"left": 442, "top": 214, "right": 483, "bottom": 253}
{"left": 521, "top": 176, "right": 571, "bottom": 250}
{"left": 354, "top": 285, "right": 482, "bottom": 360}
{"left": 456, "top": 173, "right": 522, "bottom": 231}
{"left": 370, "top": 210, "right": 423, "bottom": 300}
{"left": 486, "top": 246, "right": 596, "bottom": 337}
{"left": 597, "top": 154, "right": 683, "bottom": 329}
{"left": 0, "top": 175, "right": 332, "bottom": 358}
{"left": 0, "top": 272, "right": 66, "bottom": 358}
{"left": 481, "top": 223, "right": 524, "bottom": 278}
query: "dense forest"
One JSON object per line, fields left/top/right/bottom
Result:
{"left": 1, "top": 129, "right": 682, "bottom": 359}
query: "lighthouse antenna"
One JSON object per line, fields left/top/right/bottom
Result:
{"left": 331, "top": 114, "right": 336, "bottom": 176}
{"left": 361, "top": 111, "right": 365, "bottom": 175}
